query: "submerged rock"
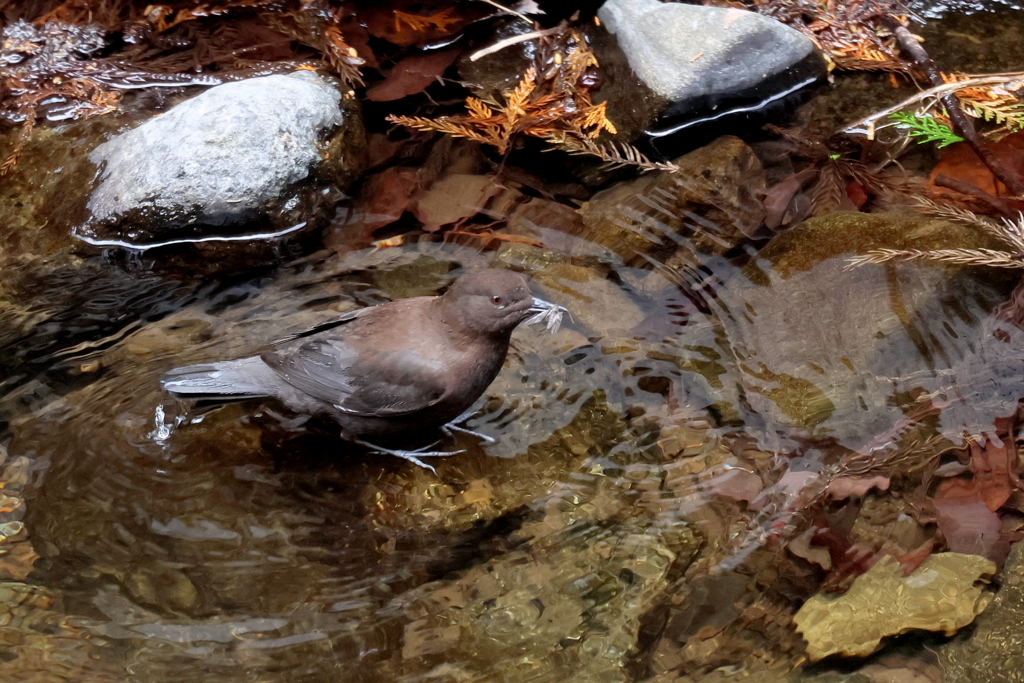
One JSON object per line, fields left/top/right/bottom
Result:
{"left": 939, "top": 541, "right": 1024, "bottom": 680}
{"left": 577, "top": 135, "right": 767, "bottom": 262}
{"left": 712, "top": 211, "right": 1021, "bottom": 453}
{"left": 594, "top": 0, "right": 826, "bottom": 157}
{"left": 794, "top": 553, "right": 995, "bottom": 660}
{"left": 81, "top": 71, "right": 365, "bottom": 248}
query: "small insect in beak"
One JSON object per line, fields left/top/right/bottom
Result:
{"left": 523, "top": 297, "right": 568, "bottom": 333}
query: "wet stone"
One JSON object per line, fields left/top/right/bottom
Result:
{"left": 593, "top": 0, "right": 826, "bottom": 157}
{"left": 939, "top": 541, "right": 1024, "bottom": 681}
{"left": 81, "top": 71, "right": 366, "bottom": 248}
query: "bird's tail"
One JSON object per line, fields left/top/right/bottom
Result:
{"left": 160, "top": 356, "right": 279, "bottom": 401}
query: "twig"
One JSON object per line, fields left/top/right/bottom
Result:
{"left": 474, "top": 0, "right": 533, "bottom": 25}
{"left": 469, "top": 27, "right": 561, "bottom": 62}
{"left": 933, "top": 173, "right": 1018, "bottom": 218}
{"left": 888, "top": 21, "right": 1024, "bottom": 196}
{"left": 843, "top": 74, "right": 1024, "bottom": 138}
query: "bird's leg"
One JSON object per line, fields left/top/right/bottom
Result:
{"left": 354, "top": 439, "right": 465, "bottom": 473}
{"left": 441, "top": 410, "right": 497, "bottom": 444}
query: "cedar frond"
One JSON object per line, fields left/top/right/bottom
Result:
{"left": 503, "top": 68, "right": 536, "bottom": 124}
{"left": 466, "top": 97, "right": 493, "bottom": 119}
{"left": 393, "top": 8, "right": 459, "bottom": 34}
{"left": 386, "top": 114, "right": 497, "bottom": 145}
{"left": 576, "top": 101, "right": 617, "bottom": 137}
{"left": 809, "top": 162, "right": 847, "bottom": 216}
{"left": 845, "top": 248, "right": 1024, "bottom": 269}
{"left": 913, "top": 196, "right": 1000, "bottom": 227}
{"left": 388, "top": 26, "right": 664, "bottom": 171}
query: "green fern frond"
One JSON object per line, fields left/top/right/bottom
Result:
{"left": 888, "top": 111, "right": 964, "bottom": 148}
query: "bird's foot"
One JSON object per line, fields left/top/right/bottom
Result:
{"left": 440, "top": 410, "right": 497, "bottom": 444}
{"left": 441, "top": 421, "right": 497, "bottom": 444}
{"left": 355, "top": 439, "right": 465, "bottom": 473}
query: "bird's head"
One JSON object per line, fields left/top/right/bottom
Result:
{"left": 442, "top": 268, "right": 563, "bottom": 337}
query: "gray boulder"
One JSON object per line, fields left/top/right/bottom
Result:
{"left": 594, "top": 0, "right": 826, "bottom": 156}
{"left": 81, "top": 71, "right": 365, "bottom": 247}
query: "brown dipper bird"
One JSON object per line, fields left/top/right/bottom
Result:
{"left": 160, "top": 268, "right": 565, "bottom": 469}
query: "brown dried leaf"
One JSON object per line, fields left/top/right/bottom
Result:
{"left": 410, "top": 173, "right": 502, "bottom": 232}
{"left": 366, "top": 49, "right": 460, "bottom": 102}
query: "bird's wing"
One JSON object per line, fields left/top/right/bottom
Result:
{"left": 270, "top": 307, "right": 366, "bottom": 346}
{"left": 261, "top": 337, "right": 448, "bottom": 417}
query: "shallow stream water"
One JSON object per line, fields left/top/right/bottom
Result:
{"left": 3, "top": 5, "right": 1024, "bottom": 683}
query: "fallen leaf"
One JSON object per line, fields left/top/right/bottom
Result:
{"left": 794, "top": 553, "right": 996, "bottom": 661}
{"left": 708, "top": 468, "right": 764, "bottom": 504}
{"left": 928, "top": 132, "right": 1024, "bottom": 200}
{"left": 410, "top": 173, "right": 502, "bottom": 232}
{"left": 826, "top": 475, "right": 889, "bottom": 500}
{"left": 933, "top": 494, "right": 1008, "bottom": 564}
{"left": 366, "top": 49, "right": 460, "bottom": 102}
{"left": 363, "top": 3, "right": 467, "bottom": 46}
{"left": 353, "top": 167, "right": 422, "bottom": 231}
{"left": 789, "top": 526, "right": 832, "bottom": 569}
{"left": 846, "top": 181, "right": 869, "bottom": 209}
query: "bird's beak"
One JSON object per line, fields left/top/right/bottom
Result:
{"left": 523, "top": 297, "right": 568, "bottom": 333}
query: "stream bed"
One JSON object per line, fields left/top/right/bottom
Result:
{"left": 3, "top": 2, "right": 1024, "bottom": 683}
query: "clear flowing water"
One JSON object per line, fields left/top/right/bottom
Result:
{"left": 1, "top": 207, "right": 1022, "bottom": 681}
{"left": 3, "top": 4, "right": 1024, "bottom": 679}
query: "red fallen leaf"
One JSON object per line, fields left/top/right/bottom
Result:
{"left": 929, "top": 142, "right": 1001, "bottom": 196}
{"left": 708, "top": 468, "right": 764, "bottom": 504}
{"left": 366, "top": 49, "right": 460, "bottom": 102}
{"left": 845, "top": 181, "right": 868, "bottom": 209}
{"left": 325, "top": 166, "right": 421, "bottom": 253}
{"left": 896, "top": 538, "right": 934, "bottom": 576}
{"left": 810, "top": 524, "right": 882, "bottom": 593}
{"left": 928, "top": 132, "right": 1024, "bottom": 200}
{"left": 354, "top": 166, "right": 422, "bottom": 231}
{"left": 763, "top": 168, "right": 816, "bottom": 230}
{"left": 938, "top": 435, "right": 1021, "bottom": 512}
{"left": 933, "top": 494, "right": 1009, "bottom": 565}
{"left": 825, "top": 475, "right": 889, "bottom": 500}
{"left": 362, "top": 3, "right": 468, "bottom": 47}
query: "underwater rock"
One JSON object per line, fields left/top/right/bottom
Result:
{"left": 577, "top": 135, "right": 766, "bottom": 262}
{"left": 713, "top": 211, "right": 1020, "bottom": 453}
{"left": 593, "top": 0, "right": 826, "bottom": 157}
{"left": 81, "top": 71, "right": 365, "bottom": 248}
{"left": 939, "top": 540, "right": 1024, "bottom": 680}
{"left": 794, "top": 553, "right": 995, "bottom": 660}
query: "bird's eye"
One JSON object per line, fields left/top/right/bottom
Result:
{"left": 490, "top": 295, "right": 503, "bottom": 305}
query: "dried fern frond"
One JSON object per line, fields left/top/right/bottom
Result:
{"left": 913, "top": 197, "right": 1024, "bottom": 252}
{"left": 388, "top": 25, "right": 654, "bottom": 170}
{"left": 555, "top": 137, "right": 681, "bottom": 174}
{"left": 845, "top": 247, "right": 1024, "bottom": 269}
{"left": 913, "top": 196, "right": 1001, "bottom": 227}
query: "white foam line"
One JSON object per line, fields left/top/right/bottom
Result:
{"left": 72, "top": 221, "right": 308, "bottom": 250}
